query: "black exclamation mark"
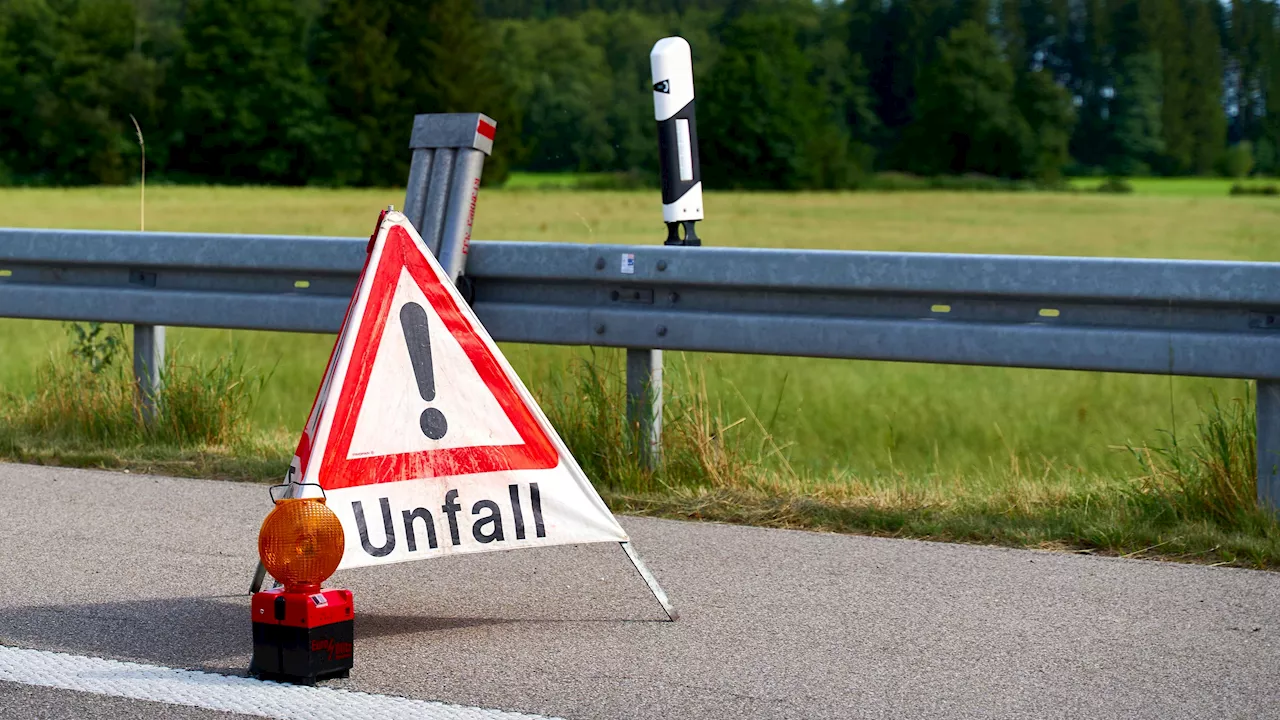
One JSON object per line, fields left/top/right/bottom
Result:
{"left": 400, "top": 302, "right": 448, "bottom": 440}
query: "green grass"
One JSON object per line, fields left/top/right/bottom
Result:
{"left": 1068, "top": 176, "right": 1280, "bottom": 196}
{"left": 1, "top": 182, "right": 1278, "bottom": 566}
{"left": 502, "top": 171, "right": 595, "bottom": 189}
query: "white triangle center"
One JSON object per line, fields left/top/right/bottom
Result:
{"left": 346, "top": 268, "right": 524, "bottom": 459}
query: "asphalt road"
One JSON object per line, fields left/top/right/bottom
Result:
{"left": 0, "top": 680, "right": 261, "bottom": 720}
{"left": 0, "top": 462, "right": 1276, "bottom": 719}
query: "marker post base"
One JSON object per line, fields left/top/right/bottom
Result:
{"left": 664, "top": 221, "right": 701, "bottom": 247}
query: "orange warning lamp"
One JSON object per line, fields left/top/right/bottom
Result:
{"left": 258, "top": 496, "right": 345, "bottom": 594}
{"left": 251, "top": 484, "right": 355, "bottom": 685}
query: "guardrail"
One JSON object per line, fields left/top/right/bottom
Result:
{"left": 3, "top": 226, "right": 1280, "bottom": 510}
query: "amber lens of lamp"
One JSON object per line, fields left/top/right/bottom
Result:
{"left": 258, "top": 498, "right": 345, "bottom": 590}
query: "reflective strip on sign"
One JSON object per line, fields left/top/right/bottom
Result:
{"left": 474, "top": 118, "right": 496, "bottom": 154}
{"left": 0, "top": 645, "right": 562, "bottom": 720}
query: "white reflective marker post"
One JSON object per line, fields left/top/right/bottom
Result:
{"left": 628, "top": 36, "right": 706, "bottom": 470}
{"left": 651, "top": 36, "right": 703, "bottom": 247}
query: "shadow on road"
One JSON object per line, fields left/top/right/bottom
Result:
{"left": 357, "top": 613, "right": 514, "bottom": 639}
{"left": 0, "top": 596, "right": 250, "bottom": 673}
{"left": 0, "top": 597, "right": 521, "bottom": 674}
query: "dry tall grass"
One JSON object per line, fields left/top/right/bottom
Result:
{"left": 4, "top": 338, "right": 264, "bottom": 449}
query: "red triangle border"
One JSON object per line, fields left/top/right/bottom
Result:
{"left": 318, "top": 225, "right": 558, "bottom": 490}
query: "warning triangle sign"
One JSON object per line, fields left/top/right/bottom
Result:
{"left": 288, "top": 211, "right": 628, "bottom": 570}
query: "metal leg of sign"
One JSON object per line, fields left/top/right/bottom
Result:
{"left": 619, "top": 541, "right": 678, "bottom": 621}
{"left": 249, "top": 561, "right": 268, "bottom": 594}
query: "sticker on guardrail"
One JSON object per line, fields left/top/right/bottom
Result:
{"left": 284, "top": 211, "right": 628, "bottom": 570}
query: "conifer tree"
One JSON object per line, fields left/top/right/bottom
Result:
{"left": 700, "top": 5, "right": 853, "bottom": 188}
{"left": 313, "top": 0, "right": 407, "bottom": 185}
{"left": 1157, "top": 0, "right": 1193, "bottom": 173}
{"left": 391, "top": 0, "right": 517, "bottom": 182}
{"left": 172, "top": 0, "right": 329, "bottom": 183}
{"left": 906, "top": 21, "right": 1030, "bottom": 177}
{"left": 1110, "top": 52, "right": 1165, "bottom": 174}
{"left": 1184, "top": 0, "right": 1226, "bottom": 174}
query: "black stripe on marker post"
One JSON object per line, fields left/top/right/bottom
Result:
{"left": 656, "top": 100, "right": 701, "bottom": 206}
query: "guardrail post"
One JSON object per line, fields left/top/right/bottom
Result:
{"left": 133, "top": 324, "right": 164, "bottom": 425}
{"left": 1257, "top": 380, "right": 1280, "bottom": 512}
{"left": 627, "top": 348, "right": 663, "bottom": 469}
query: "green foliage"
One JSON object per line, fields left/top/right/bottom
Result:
{"left": 66, "top": 322, "right": 125, "bottom": 374}
{"left": 533, "top": 353, "right": 759, "bottom": 494}
{"left": 1228, "top": 0, "right": 1278, "bottom": 147}
{"left": 1130, "top": 391, "right": 1268, "bottom": 529}
{"left": 497, "top": 17, "right": 617, "bottom": 172}
{"left": 907, "top": 22, "right": 1027, "bottom": 177}
{"left": 0, "top": 0, "right": 169, "bottom": 185}
{"left": 861, "top": 171, "right": 1044, "bottom": 191}
{"left": 310, "top": 0, "right": 407, "bottom": 186}
{"left": 170, "top": 0, "right": 331, "bottom": 183}
{"left": 1229, "top": 182, "right": 1279, "bottom": 195}
{"left": 1220, "top": 142, "right": 1256, "bottom": 178}
{"left": 6, "top": 347, "right": 264, "bottom": 448}
{"left": 1097, "top": 176, "right": 1135, "bottom": 193}
{"left": 903, "top": 22, "right": 1074, "bottom": 180}
{"left": 1109, "top": 52, "right": 1165, "bottom": 176}
{"left": 1016, "top": 70, "right": 1077, "bottom": 182}
{"left": 700, "top": 4, "right": 863, "bottom": 189}
{"left": 0, "top": 0, "right": 1265, "bottom": 188}
{"left": 1256, "top": 136, "right": 1278, "bottom": 175}
{"left": 311, "top": 0, "right": 516, "bottom": 186}
{"left": 1184, "top": 0, "right": 1226, "bottom": 175}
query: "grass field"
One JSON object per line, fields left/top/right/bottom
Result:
{"left": 1066, "top": 176, "right": 1280, "bottom": 196}
{"left": 2, "top": 183, "right": 1279, "bottom": 566}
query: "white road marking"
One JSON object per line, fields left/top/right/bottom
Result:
{"left": 0, "top": 645, "right": 561, "bottom": 720}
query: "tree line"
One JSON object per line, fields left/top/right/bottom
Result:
{"left": 0, "top": 0, "right": 1275, "bottom": 189}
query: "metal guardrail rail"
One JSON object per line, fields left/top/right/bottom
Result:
{"left": 3, "top": 226, "right": 1280, "bottom": 509}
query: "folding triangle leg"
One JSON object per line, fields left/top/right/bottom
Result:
{"left": 250, "top": 561, "right": 266, "bottom": 594}
{"left": 619, "top": 541, "right": 679, "bottom": 621}
{"left": 249, "top": 561, "right": 282, "bottom": 593}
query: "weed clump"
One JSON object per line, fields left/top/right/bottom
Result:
{"left": 1096, "top": 176, "right": 1134, "bottom": 194}
{"left": 3, "top": 323, "right": 264, "bottom": 448}
{"left": 1229, "top": 183, "right": 1280, "bottom": 196}
{"left": 534, "top": 352, "right": 765, "bottom": 496}
{"left": 1130, "top": 391, "right": 1269, "bottom": 528}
